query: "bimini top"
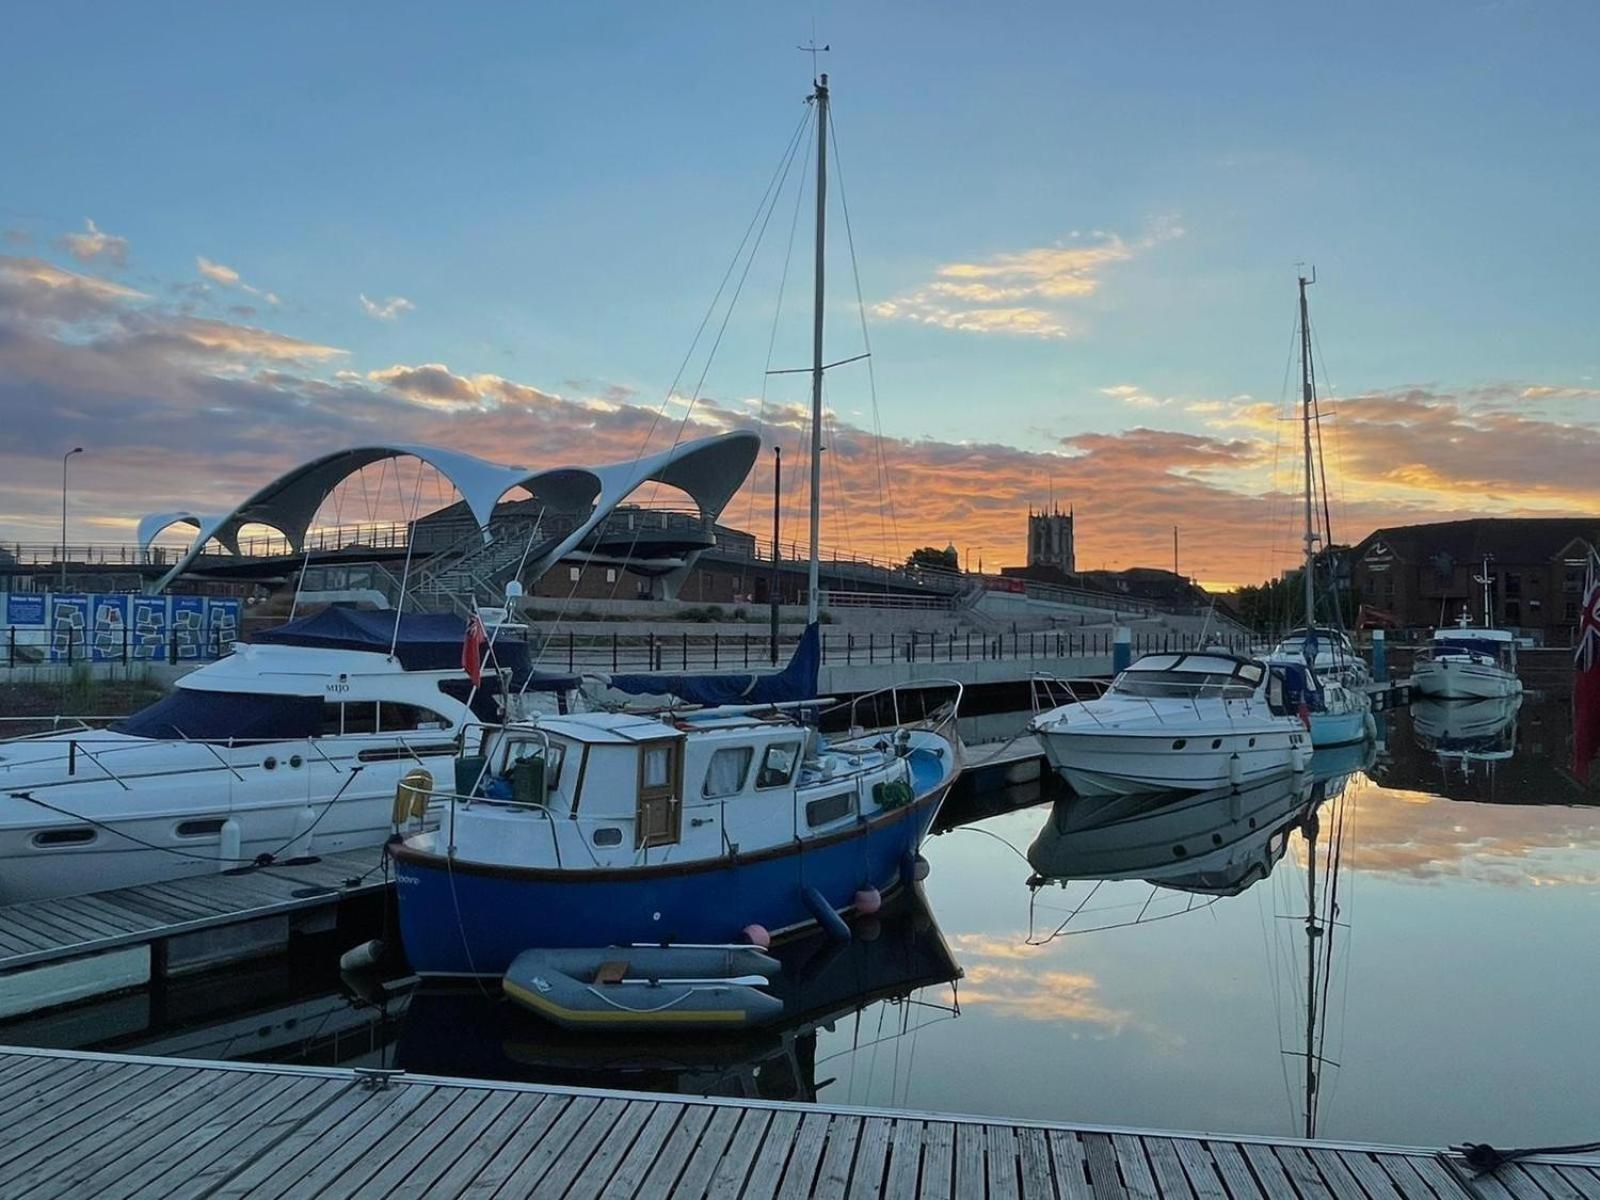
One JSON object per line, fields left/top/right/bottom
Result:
{"left": 138, "top": 430, "right": 761, "bottom": 594}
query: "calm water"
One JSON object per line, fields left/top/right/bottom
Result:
{"left": 9, "top": 690, "right": 1599, "bottom": 1147}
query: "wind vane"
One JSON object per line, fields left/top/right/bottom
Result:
{"left": 798, "top": 39, "right": 829, "bottom": 80}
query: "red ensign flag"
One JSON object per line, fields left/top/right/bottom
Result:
{"left": 462, "top": 613, "right": 488, "bottom": 687}
{"left": 1574, "top": 552, "right": 1600, "bottom": 784}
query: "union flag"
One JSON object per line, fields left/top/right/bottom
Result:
{"left": 1574, "top": 552, "right": 1600, "bottom": 783}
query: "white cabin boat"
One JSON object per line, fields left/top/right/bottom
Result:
{"left": 0, "top": 608, "right": 553, "bottom": 904}
{"left": 1413, "top": 624, "right": 1521, "bottom": 700}
{"left": 1028, "top": 653, "right": 1309, "bottom": 798}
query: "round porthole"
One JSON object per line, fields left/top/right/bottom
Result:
{"left": 289, "top": 755, "right": 304, "bottom": 768}
{"left": 1212, "top": 832, "right": 1223, "bottom": 846}
{"left": 1210, "top": 738, "right": 1222, "bottom": 750}
{"left": 262, "top": 756, "right": 278, "bottom": 770}
{"left": 1171, "top": 739, "right": 1187, "bottom": 750}
{"left": 1172, "top": 844, "right": 1188, "bottom": 858}
{"left": 1248, "top": 737, "right": 1256, "bottom": 747}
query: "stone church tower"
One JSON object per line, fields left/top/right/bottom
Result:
{"left": 1028, "top": 505, "right": 1075, "bottom": 573}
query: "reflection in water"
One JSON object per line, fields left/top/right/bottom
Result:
{"left": 7, "top": 701, "right": 1600, "bottom": 1147}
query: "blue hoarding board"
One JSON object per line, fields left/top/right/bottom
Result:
{"left": 169, "top": 596, "right": 206, "bottom": 660}
{"left": 49, "top": 595, "right": 90, "bottom": 662}
{"left": 5, "top": 594, "right": 46, "bottom": 626}
{"left": 89, "top": 594, "right": 130, "bottom": 661}
{"left": 205, "top": 598, "right": 241, "bottom": 655}
{"left": 130, "top": 596, "right": 169, "bottom": 660}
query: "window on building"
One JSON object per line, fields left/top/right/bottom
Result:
{"left": 568, "top": 566, "right": 581, "bottom": 583}
{"left": 1505, "top": 601, "right": 1521, "bottom": 625}
{"left": 1504, "top": 572, "right": 1522, "bottom": 597}
{"left": 605, "top": 568, "right": 617, "bottom": 584}
{"left": 1566, "top": 600, "right": 1580, "bottom": 621}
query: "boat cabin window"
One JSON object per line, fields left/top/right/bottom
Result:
{"left": 805, "top": 791, "right": 855, "bottom": 828}
{"left": 501, "top": 737, "right": 564, "bottom": 792}
{"left": 702, "top": 746, "right": 753, "bottom": 798}
{"left": 378, "top": 702, "right": 451, "bottom": 732}
{"left": 1115, "top": 670, "right": 1257, "bottom": 700}
{"left": 756, "top": 741, "right": 801, "bottom": 789}
{"left": 341, "top": 702, "right": 379, "bottom": 735}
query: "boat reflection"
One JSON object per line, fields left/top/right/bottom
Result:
{"left": 1411, "top": 695, "right": 1521, "bottom": 762}
{"left": 393, "top": 888, "right": 961, "bottom": 1101}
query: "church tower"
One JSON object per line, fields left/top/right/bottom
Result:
{"left": 1028, "top": 505, "right": 1075, "bottom": 573}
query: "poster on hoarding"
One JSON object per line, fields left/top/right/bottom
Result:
{"left": 130, "top": 596, "right": 169, "bottom": 660}
{"left": 5, "top": 594, "right": 47, "bottom": 626}
{"left": 169, "top": 595, "right": 206, "bottom": 660}
{"left": 89, "top": 594, "right": 129, "bottom": 661}
{"left": 49, "top": 595, "right": 90, "bottom": 662}
{"left": 205, "top": 598, "right": 241, "bottom": 656}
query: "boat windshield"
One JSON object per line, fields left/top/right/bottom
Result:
{"left": 1111, "top": 655, "right": 1263, "bottom": 700}
{"left": 110, "top": 690, "right": 323, "bottom": 741}
{"left": 1431, "top": 636, "right": 1509, "bottom": 660}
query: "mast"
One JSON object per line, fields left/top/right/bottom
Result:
{"left": 1298, "top": 274, "right": 1317, "bottom": 632}
{"left": 1301, "top": 807, "right": 1322, "bottom": 1139}
{"left": 806, "top": 73, "right": 829, "bottom": 626}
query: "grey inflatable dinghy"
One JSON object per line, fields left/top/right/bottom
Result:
{"left": 502, "top": 945, "right": 784, "bottom": 1030}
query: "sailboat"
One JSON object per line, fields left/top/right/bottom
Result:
{"left": 1264, "top": 275, "right": 1372, "bottom": 748}
{"left": 1413, "top": 556, "right": 1523, "bottom": 699}
{"left": 391, "top": 74, "right": 964, "bottom": 977}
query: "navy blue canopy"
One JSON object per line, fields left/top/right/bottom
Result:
{"left": 255, "top": 608, "right": 534, "bottom": 678}
{"left": 608, "top": 622, "right": 821, "bottom": 707}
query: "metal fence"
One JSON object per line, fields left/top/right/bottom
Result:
{"left": 2, "top": 627, "right": 236, "bottom": 667}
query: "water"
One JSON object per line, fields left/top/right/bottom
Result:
{"left": 8, "top": 689, "right": 1599, "bottom": 1147}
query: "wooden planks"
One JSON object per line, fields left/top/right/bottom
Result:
{"left": 0, "top": 848, "right": 385, "bottom": 971}
{"left": 0, "top": 1047, "right": 1596, "bottom": 1199}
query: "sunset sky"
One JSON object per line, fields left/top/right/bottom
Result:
{"left": 3, "top": 3, "right": 1597, "bottom": 589}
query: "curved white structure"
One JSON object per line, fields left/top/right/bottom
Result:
{"left": 1029, "top": 653, "right": 1309, "bottom": 798}
{"left": 138, "top": 430, "right": 761, "bottom": 593}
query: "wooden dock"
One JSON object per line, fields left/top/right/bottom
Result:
{"left": 0, "top": 1046, "right": 1593, "bottom": 1199}
{"left": 0, "top": 850, "right": 387, "bottom": 1016}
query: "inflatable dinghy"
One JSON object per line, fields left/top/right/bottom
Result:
{"left": 502, "top": 945, "right": 784, "bottom": 1030}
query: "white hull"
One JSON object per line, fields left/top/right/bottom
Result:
{"left": 1413, "top": 660, "right": 1521, "bottom": 700}
{"left": 0, "top": 732, "right": 455, "bottom": 904}
{"left": 1038, "top": 726, "right": 1303, "bottom": 798}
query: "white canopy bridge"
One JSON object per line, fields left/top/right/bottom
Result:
{"left": 136, "top": 431, "right": 761, "bottom": 613}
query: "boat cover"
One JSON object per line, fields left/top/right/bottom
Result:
{"left": 255, "top": 608, "right": 539, "bottom": 678}
{"left": 606, "top": 621, "right": 821, "bottom": 707}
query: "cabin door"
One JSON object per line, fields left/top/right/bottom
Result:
{"left": 635, "top": 737, "right": 684, "bottom": 849}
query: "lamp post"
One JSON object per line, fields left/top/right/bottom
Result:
{"left": 61, "top": 447, "right": 84, "bottom": 592}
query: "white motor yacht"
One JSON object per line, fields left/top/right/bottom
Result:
{"left": 1028, "top": 652, "right": 1309, "bottom": 798}
{"left": 0, "top": 607, "right": 559, "bottom": 903}
{"left": 1413, "top": 621, "right": 1522, "bottom": 700}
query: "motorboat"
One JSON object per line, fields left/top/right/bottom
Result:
{"left": 1413, "top": 622, "right": 1522, "bottom": 700}
{"left": 1027, "top": 652, "right": 1309, "bottom": 798}
{"left": 0, "top": 607, "right": 561, "bottom": 904}
{"left": 392, "top": 692, "right": 961, "bottom": 976}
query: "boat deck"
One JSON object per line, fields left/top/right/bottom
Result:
{"left": 0, "top": 1046, "right": 1592, "bottom": 1198}
{"left": 0, "top": 849, "right": 386, "bottom": 972}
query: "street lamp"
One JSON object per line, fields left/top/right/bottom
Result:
{"left": 61, "top": 447, "right": 83, "bottom": 592}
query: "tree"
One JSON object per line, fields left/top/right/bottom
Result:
{"left": 904, "top": 546, "right": 959, "bottom": 572}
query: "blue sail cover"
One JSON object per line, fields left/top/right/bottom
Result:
{"left": 255, "top": 608, "right": 535, "bottom": 679}
{"left": 608, "top": 622, "right": 821, "bottom": 706}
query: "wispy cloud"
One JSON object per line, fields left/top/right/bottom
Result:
{"left": 872, "top": 218, "right": 1184, "bottom": 340}
{"left": 58, "top": 218, "right": 128, "bottom": 268}
{"left": 1100, "top": 384, "right": 1170, "bottom": 410}
{"left": 196, "top": 255, "right": 280, "bottom": 306}
{"left": 360, "top": 293, "right": 415, "bottom": 321}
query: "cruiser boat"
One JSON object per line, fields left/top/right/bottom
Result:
{"left": 392, "top": 694, "right": 962, "bottom": 976}
{"left": 0, "top": 607, "right": 558, "bottom": 904}
{"left": 1028, "top": 652, "right": 1309, "bottom": 798}
{"left": 1413, "top": 622, "right": 1522, "bottom": 700}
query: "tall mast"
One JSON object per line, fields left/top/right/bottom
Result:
{"left": 1298, "top": 274, "right": 1317, "bottom": 631}
{"left": 1302, "top": 807, "right": 1322, "bottom": 1139}
{"left": 806, "top": 73, "right": 829, "bottom": 626}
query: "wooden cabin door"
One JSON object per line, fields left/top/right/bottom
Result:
{"left": 635, "top": 737, "right": 684, "bottom": 848}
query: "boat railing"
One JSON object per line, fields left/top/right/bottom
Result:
{"left": 821, "top": 679, "right": 964, "bottom": 739}
{"left": 1028, "top": 673, "right": 1111, "bottom": 716}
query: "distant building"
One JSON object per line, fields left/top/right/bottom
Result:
{"left": 1028, "top": 505, "right": 1075, "bottom": 574}
{"left": 1349, "top": 517, "right": 1599, "bottom": 642}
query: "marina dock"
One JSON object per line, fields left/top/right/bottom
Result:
{"left": 0, "top": 850, "right": 386, "bottom": 1017}
{"left": 0, "top": 1045, "right": 1593, "bottom": 1198}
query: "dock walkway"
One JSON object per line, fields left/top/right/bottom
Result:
{"left": 0, "top": 1046, "right": 1593, "bottom": 1198}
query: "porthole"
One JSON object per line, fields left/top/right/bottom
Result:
{"left": 33, "top": 827, "right": 95, "bottom": 848}
{"left": 289, "top": 755, "right": 304, "bottom": 768}
{"left": 1171, "top": 739, "right": 1187, "bottom": 750}
{"left": 177, "top": 818, "right": 226, "bottom": 838}
{"left": 1248, "top": 737, "right": 1256, "bottom": 747}
{"left": 593, "top": 827, "right": 623, "bottom": 848}
{"left": 1211, "top": 833, "right": 1223, "bottom": 846}
{"left": 1171, "top": 844, "right": 1188, "bottom": 858}
{"left": 262, "top": 756, "right": 278, "bottom": 771}
{"left": 1210, "top": 738, "right": 1222, "bottom": 750}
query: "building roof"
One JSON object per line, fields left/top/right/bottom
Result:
{"left": 1353, "top": 517, "right": 1599, "bottom": 566}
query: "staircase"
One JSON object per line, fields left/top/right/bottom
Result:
{"left": 408, "top": 516, "right": 558, "bottom": 615}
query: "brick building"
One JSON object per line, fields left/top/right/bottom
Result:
{"left": 1349, "top": 518, "right": 1598, "bottom": 643}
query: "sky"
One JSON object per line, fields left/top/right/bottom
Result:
{"left": 2, "top": 2, "right": 1597, "bottom": 588}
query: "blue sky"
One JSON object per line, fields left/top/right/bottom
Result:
{"left": 3, "top": 2, "right": 1597, "bottom": 583}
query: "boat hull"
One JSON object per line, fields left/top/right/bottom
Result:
{"left": 392, "top": 786, "right": 949, "bottom": 976}
{"left": 1307, "top": 707, "right": 1370, "bottom": 748}
{"left": 1037, "top": 728, "right": 1303, "bottom": 798}
{"left": 1413, "top": 660, "right": 1521, "bottom": 700}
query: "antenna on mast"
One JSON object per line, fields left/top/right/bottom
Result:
{"left": 797, "top": 39, "right": 830, "bottom": 81}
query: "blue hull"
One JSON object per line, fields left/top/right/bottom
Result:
{"left": 393, "top": 791, "right": 947, "bottom": 976}
{"left": 1309, "top": 709, "right": 1368, "bottom": 748}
